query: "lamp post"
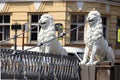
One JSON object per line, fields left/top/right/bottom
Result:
{"left": 22, "top": 23, "right": 28, "bottom": 50}
{"left": 11, "top": 23, "right": 21, "bottom": 50}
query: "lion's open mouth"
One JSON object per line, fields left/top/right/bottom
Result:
{"left": 41, "top": 22, "right": 46, "bottom": 25}
{"left": 88, "top": 19, "right": 94, "bottom": 22}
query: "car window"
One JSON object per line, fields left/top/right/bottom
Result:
{"left": 77, "top": 52, "right": 84, "bottom": 59}
{"left": 68, "top": 53, "right": 75, "bottom": 56}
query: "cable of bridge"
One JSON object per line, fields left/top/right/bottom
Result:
{"left": 1, "top": 23, "right": 86, "bottom": 58}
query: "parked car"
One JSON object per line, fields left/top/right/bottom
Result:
{"left": 11, "top": 46, "right": 84, "bottom": 61}
{"left": 63, "top": 46, "right": 84, "bottom": 61}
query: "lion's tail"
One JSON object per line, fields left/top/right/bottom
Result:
{"left": 107, "top": 47, "right": 115, "bottom": 65}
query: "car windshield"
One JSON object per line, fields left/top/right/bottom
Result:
{"left": 77, "top": 52, "right": 84, "bottom": 60}
{"left": 68, "top": 52, "right": 84, "bottom": 60}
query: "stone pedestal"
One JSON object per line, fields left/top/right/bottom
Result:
{"left": 80, "top": 62, "right": 113, "bottom": 80}
{"left": 80, "top": 66, "right": 95, "bottom": 80}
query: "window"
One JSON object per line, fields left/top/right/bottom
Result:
{"left": 0, "top": 15, "right": 10, "bottom": 41}
{"left": 30, "top": 14, "right": 41, "bottom": 41}
{"left": 70, "top": 15, "right": 107, "bottom": 43}
{"left": 116, "top": 17, "right": 120, "bottom": 44}
{"left": 102, "top": 17, "right": 107, "bottom": 39}
{"left": 70, "top": 14, "right": 85, "bottom": 42}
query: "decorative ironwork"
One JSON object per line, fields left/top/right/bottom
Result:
{"left": 1, "top": 48, "right": 80, "bottom": 80}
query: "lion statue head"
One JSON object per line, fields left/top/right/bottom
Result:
{"left": 39, "top": 14, "right": 54, "bottom": 29}
{"left": 87, "top": 10, "right": 102, "bottom": 27}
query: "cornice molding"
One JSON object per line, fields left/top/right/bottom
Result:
{"left": 0, "top": 0, "right": 120, "bottom": 6}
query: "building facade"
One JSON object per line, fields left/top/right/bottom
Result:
{"left": 0, "top": 0, "right": 120, "bottom": 61}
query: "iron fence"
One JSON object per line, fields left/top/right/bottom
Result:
{"left": 0, "top": 48, "right": 80, "bottom": 80}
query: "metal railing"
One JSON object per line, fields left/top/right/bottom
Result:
{"left": 1, "top": 48, "right": 80, "bottom": 80}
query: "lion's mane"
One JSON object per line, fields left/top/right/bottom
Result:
{"left": 84, "top": 11, "right": 103, "bottom": 49}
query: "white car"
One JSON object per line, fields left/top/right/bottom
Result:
{"left": 11, "top": 46, "right": 84, "bottom": 61}
{"left": 63, "top": 47, "right": 84, "bottom": 61}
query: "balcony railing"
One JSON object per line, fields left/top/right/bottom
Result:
{"left": 0, "top": 48, "right": 80, "bottom": 80}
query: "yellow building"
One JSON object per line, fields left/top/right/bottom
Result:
{"left": 0, "top": 0, "right": 120, "bottom": 61}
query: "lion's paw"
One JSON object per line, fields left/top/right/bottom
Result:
{"left": 86, "top": 61, "right": 98, "bottom": 66}
{"left": 86, "top": 62, "right": 94, "bottom": 66}
{"left": 79, "top": 61, "right": 86, "bottom": 66}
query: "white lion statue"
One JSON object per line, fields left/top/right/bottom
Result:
{"left": 38, "top": 14, "right": 67, "bottom": 55}
{"left": 80, "top": 10, "right": 115, "bottom": 66}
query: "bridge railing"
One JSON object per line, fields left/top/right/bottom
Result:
{"left": 0, "top": 48, "right": 80, "bottom": 80}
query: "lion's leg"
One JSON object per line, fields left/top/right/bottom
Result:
{"left": 79, "top": 46, "right": 89, "bottom": 65}
{"left": 86, "top": 44, "right": 97, "bottom": 66}
{"left": 61, "top": 48, "right": 68, "bottom": 55}
{"left": 107, "top": 47, "right": 115, "bottom": 65}
{"left": 45, "top": 44, "right": 50, "bottom": 53}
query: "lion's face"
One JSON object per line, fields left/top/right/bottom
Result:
{"left": 39, "top": 14, "right": 53, "bottom": 28}
{"left": 87, "top": 11, "right": 101, "bottom": 26}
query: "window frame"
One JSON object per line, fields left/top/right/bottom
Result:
{"left": 70, "top": 14, "right": 86, "bottom": 43}
{"left": 0, "top": 14, "right": 10, "bottom": 42}
{"left": 101, "top": 16, "right": 108, "bottom": 40}
{"left": 29, "top": 13, "right": 43, "bottom": 42}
